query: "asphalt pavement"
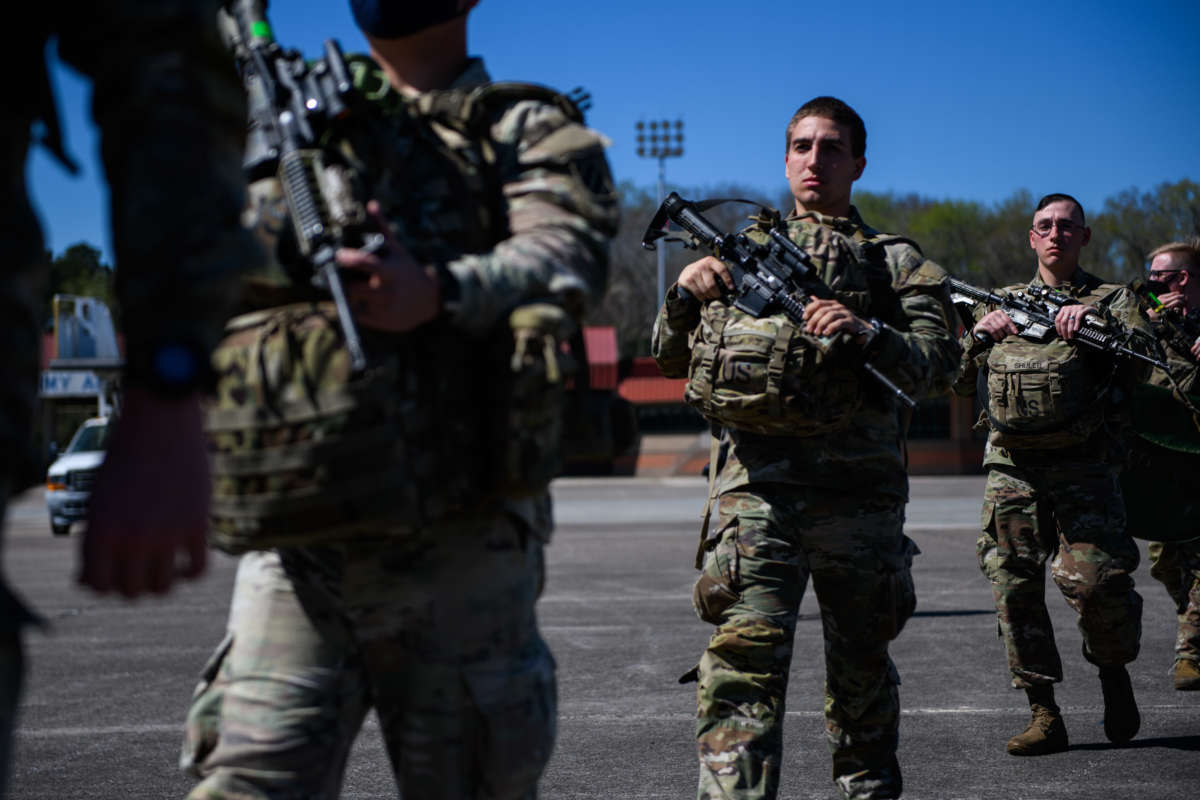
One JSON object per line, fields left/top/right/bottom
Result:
{"left": 4, "top": 476, "right": 1197, "bottom": 799}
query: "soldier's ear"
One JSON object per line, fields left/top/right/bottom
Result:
{"left": 1080, "top": 226, "right": 1091, "bottom": 247}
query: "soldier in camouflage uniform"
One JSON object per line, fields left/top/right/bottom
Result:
{"left": 180, "top": 2, "right": 616, "bottom": 798}
{"left": 1140, "top": 241, "right": 1200, "bottom": 691}
{"left": 653, "top": 97, "right": 960, "bottom": 800}
{"left": 2, "top": 2, "right": 254, "bottom": 795}
{"left": 953, "top": 194, "right": 1153, "bottom": 756}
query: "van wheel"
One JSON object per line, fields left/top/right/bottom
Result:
{"left": 51, "top": 521, "right": 71, "bottom": 536}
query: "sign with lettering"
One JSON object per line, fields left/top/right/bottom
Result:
{"left": 40, "top": 371, "right": 104, "bottom": 397}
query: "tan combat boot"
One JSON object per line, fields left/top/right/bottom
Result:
{"left": 1006, "top": 702, "right": 1069, "bottom": 756}
{"left": 1174, "top": 659, "right": 1200, "bottom": 691}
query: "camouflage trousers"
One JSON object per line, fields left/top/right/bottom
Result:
{"left": 1147, "top": 538, "right": 1200, "bottom": 665}
{"left": 181, "top": 513, "right": 556, "bottom": 800}
{"left": 691, "top": 486, "right": 916, "bottom": 800}
{"left": 978, "top": 463, "right": 1142, "bottom": 689}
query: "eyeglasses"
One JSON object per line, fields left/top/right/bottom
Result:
{"left": 1148, "top": 269, "right": 1183, "bottom": 281}
{"left": 1031, "top": 219, "right": 1085, "bottom": 237}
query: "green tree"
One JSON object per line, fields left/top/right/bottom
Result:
{"left": 44, "top": 242, "right": 115, "bottom": 321}
{"left": 1093, "top": 179, "right": 1200, "bottom": 281}
{"left": 589, "top": 181, "right": 775, "bottom": 357}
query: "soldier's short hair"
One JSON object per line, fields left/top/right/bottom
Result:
{"left": 1147, "top": 238, "right": 1200, "bottom": 272}
{"left": 1034, "top": 193, "right": 1086, "bottom": 226}
{"left": 785, "top": 97, "right": 866, "bottom": 158}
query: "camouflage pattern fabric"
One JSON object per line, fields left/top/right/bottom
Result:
{"left": 0, "top": 4, "right": 253, "bottom": 797}
{"left": 1144, "top": 323, "right": 1200, "bottom": 665}
{"left": 653, "top": 206, "right": 961, "bottom": 502}
{"left": 182, "top": 514, "right": 554, "bottom": 799}
{"left": 230, "top": 56, "right": 616, "bottom": 540}
{"left": 1147, "top": 540, "right": 1200, "bottom": 665}
{"left": 692, "top": 488, "right": 915, "bottom": 800}
{"left": 654, "top": 207, "right": 957, "bottom": 800}
{"left": 953, "top": 267, "right": 1156, "bottom": 466}
{"left": 204, "top": 301, "right": 577, "bottom": 553}
{"left": 978, "top": 463, "right": 1142, "bottom": 688}
{"left": 681, "top": 220, "right": 871, "bottom": 437}
{"left": 183, "top": 56, "right": 612, "bottom": 799}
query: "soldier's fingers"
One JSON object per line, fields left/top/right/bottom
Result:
{"left": 364, "top": 200, "right": 402, "bottom": 250}
{"left": 712, "top": 262, "right": 734, "bottom": 291}
{"left": 334, "top": 247, "right": 381, "bottom": 272}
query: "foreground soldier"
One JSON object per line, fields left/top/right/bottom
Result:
{"left": 653, "top": 97, "right": 960, "bottom": 800}
{"left": 180, "top": 1, "right": 616, "bottom": 797}
{"left": 1141, "top": 240, "right": 1200, "bottom": 690}
{"left": 3, "top": 2, "right": 254, "bottom": 795}
{"left": 953, "top": 194, "right": 1152, "bottom": 755}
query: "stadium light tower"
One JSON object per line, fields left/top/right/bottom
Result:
{"left": 636, "top": 119, "right": 684, "bottom": 308}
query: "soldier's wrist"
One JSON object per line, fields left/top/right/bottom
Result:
{"left": 123, "top": 339, "right": 217, "bottom": 399}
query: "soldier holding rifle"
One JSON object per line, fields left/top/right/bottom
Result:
{"left": 952, "top": 193, "right": 1155, "bottom": 756}
{"left": 180, "top": 1, "right": 617, "bottom": 797}
{"left": 652, "top": 96, "right": 959, "bottom": 800}
{"left": 1138, "top": 239, "right": 1200, "bottom": 691}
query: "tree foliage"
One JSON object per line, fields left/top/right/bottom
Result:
{"left": 43, "top": 242, "right": 115, "bottom": 323}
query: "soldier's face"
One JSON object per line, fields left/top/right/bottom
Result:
{"left": 1028, "top": 200, "right": 1090, "bottom": 272}
{"left": 785, "top": 116, "right": 865, "bottom": 217}
{"left": 1149, "top": 251, "right": 1199, "bottom": 309}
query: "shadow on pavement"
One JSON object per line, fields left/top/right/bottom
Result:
{"left": 1070, "top": 735, "right": 1200, "bottom": 752}
{"left": 795, "top": 609, "right": 995, "bottom": 622}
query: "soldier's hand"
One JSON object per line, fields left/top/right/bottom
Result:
{"left": 973, "top": 310, "right": 1019, "bottom": 343}
{"left": 1153, "top": 291, "right": 1187, "bottom": 315}
{"left": 338, "top": 201, "right": 441, "bottom": 333}
{"left": 79, "top": 388, "right": 209, "bottom": 598}
{"left": 677, "top": 256, "right": 733, "bottom": 302}
{"left": 1054, "top": 303, "right": 1096, "bottom": 340}
{"left": 803, "top": 298, "right": 872, "bottom": 341}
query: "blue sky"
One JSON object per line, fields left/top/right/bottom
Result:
{"left": 28, "top": 0, "right": 1200, "bottom": 264}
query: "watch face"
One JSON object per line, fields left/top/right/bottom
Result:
{"left": 153, "top": 344, "right": 199, "bottom": 386}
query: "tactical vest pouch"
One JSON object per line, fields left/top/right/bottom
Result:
{"left": 684, "top": 302, "right": 863, "bottom": 437}
{"left": 204, "top": 302, "right": 468, "bottom": 553}
{"left": 206, "top": 301, "right": 576, "bottom": 553}
{"left": 982, "top": 338, "right": 1108, "bottom": 449}
{"left": 486, "top": 302, "right": 579, "bottom": 497}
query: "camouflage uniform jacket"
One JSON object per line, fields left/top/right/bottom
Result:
{"left": 652, "top": 206, "right": 960, "bottom": 501}
{"left": 235, "top": 57, "right": 617, "bottom": 537}
{"left": 953, "top": 268, "right": 1154, "bottom": 468}
{"left": 240, "top": 56, "right": 616, "bottom": 331}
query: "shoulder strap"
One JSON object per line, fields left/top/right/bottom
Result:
{"left": 853, "top": 232, "right": 910, "bottom": 325}
{"left": 423, "top": 81, "right": 584, "bottom": 135}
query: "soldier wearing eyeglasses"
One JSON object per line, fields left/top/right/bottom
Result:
{"left": 953, "top": 193, "right": 1155, "bottom": 756}
{"left": 1140, "top": 240, "right": 1200, "bottom": 691}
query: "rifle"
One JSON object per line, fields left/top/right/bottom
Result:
{"left": 1130, "top": 278, "right": 1200, "bottom": 360}
{"left": 641, "top": 192, "right": 917, "bottom": 409}
{"left": 219, "top": 0, "right": 380, "bottom": 371}
{"left": 948, "top": 278, "right": 1168, "bottom": 372}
